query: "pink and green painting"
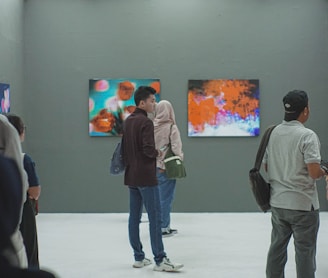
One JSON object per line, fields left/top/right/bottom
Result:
{"left": 89, "top": 79, "right": 160, "bottom": 136}
{"left": 0, "top": 83, "right": 10, "bottom": 113}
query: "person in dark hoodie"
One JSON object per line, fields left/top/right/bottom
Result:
{"left": 0, "top": 154, "right": 55, "bottom": 278}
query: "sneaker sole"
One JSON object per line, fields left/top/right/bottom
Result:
{"left": 133, "top": 264, "right": 151, "bottom": 268}
{"left": 162, "top": 233, "right": 174, "bottom": 238}
{"left": 133, "top": 260, "right": 152, "bottom": 268}
{"left": 153, "top": 265, "right": 184, "bottom": 272}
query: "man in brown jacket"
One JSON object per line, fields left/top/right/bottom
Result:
{"left": 123, "top": 86, "right": 183, "bottom": 272}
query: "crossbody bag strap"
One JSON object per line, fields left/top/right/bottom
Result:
{"left": 165, "top": 124, "right": 174, "bottom": 155}
{"left": 254, "top": 125, "right": 276, "bottom": 170}
{"left": 168, "top": 124, "right": 173, "bottom": 146}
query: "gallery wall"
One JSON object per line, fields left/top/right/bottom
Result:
{"left": 20, "top": 0, "right": 328, "bottom": 212}
{"left": 0, "top": 0, "right": 24, "bottom": 114}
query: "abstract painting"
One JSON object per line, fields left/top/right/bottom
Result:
{"left": 188, "top": 79, "right": 260, "bottom": 137}
{"left": 89, "top": 78, "right": 160, "bottom": 136}
{"left": 0, "top": 83, "right": 10, "bottom": 113}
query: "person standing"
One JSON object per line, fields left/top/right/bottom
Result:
{"left": 123, "top": 86, "right": 183, "bottom": 272}
{"left": 153, "top": 100, "right": 184, "bottom": 237}
{"left": 0, "top": 114, "right": 28, "bottom": 268}
{"left": 6, "top": 114, "right": 41, "bottom": 269}
{"left": 0, "top": 154, "right": 56, "bottom": 278}
{"left": 263, "top": 90, "right": 326, "bottom": 278}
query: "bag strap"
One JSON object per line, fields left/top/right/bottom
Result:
{"left": 168, "top": 124, "right": 173, "bottom": 146}
{"left": 254, "top": 125, "right": 276, "bottom": 170}
{"left": 119, "top": 136, "right": 124, "bottom": 156}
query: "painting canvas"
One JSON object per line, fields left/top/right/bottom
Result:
{"left": 188, "top": 79, "right": 260, "bottom": 137}
{"left": 0, "top": 83, "right": 10, "bottom": 113}
{"left": 89, "top": 78, "right": 160, "bottom": 136}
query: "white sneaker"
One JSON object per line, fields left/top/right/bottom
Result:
{"left": 162, "top": 229, "right": 178, "bottom": 238}
{"left": 153, "top": 257, "right": 184, "bottom": 272}
{"left": 133, "top": 258, "right": 152, "bottom": 268}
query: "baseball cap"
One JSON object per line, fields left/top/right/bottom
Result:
{"left": 283, "top": 90, "right": 308, "bottom": 114}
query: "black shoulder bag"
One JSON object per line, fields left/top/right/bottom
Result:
{"left": 249, "top": 125, "right": 276, "bottom": 212}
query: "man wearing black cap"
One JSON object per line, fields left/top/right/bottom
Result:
{"left": 263, "top": 90, "right": 326, "bottom": 278}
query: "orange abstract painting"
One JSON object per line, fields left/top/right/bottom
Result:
{"left": 188, "top": 79, "right": 260, "bottom": 137}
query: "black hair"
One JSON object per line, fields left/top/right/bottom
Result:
{"left": 134, "top": 86, "right": 156, "bottom": 106}
{"left": 284, "top": 111, "right": 301, "bottom": 122}
{"left": 5, "top": 114, "right": 24, "bottom": 135}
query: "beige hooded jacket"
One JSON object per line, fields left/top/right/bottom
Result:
{"left": 153, "top": 100, "right": 184, "bottom": 170}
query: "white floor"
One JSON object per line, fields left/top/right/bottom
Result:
{"left": 36, "top": 213, "right": 328, "bottom": 278}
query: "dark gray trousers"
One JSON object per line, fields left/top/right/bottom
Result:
{"left": 266, "top": 207, "right": 319, "bottom": 278}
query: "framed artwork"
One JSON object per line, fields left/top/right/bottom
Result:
{"left": 89, "top": 78, "right": 160, "bottom": 136}
{"left": 0, "top": 83, "right": 10, "bottom": 113}
{"left": 188, "top": 79, "right": 260, "bottom": 137}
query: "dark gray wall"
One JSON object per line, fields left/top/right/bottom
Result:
{"left": 0, "top": 0, "right": 24, "bottom": 114}
{"left": 22, "top": 0, "right": 328, "bottom": 212}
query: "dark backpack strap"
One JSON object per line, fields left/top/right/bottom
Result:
{"left": 168, "top": 124, "right": 174, "bottom": 147}
{"left": 254, "top": 125, "right": 276, "bottom": 170}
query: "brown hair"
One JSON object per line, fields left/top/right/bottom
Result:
{"left": 5, "top": 114, "right": 25, "bottom": 135}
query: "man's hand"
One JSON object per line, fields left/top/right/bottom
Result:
{"left": 321, "top": 160, "right": 328, "bottom": 175}
{"left": 307, "top": 163, "right": 325, "bottom": 179}
{"left": 28, "top": 185, "right": 41, "bottom": 200}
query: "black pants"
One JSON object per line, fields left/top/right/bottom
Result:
{"left": 20, "top": 198, "right": 39, "bottom": 269}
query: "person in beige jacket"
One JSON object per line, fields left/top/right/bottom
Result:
{"left": 153, "top": 100, "right": 184, "bottom": 237}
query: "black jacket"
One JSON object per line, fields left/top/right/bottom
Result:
{"left": 123, "top": 108, "right": 158, "bottom": 186}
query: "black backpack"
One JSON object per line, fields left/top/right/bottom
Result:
{"left": 110, "top": 137, "right": 125, "bottom": 176}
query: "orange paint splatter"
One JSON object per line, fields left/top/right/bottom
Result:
{"left": 150, "top": 81, "right": 161, "bottom": 94}
{"left": 188, "top": 80, "right": 259, "bottom": 132}
{"left": 117, "top": 81, "right": 135, "bottom": 100}
{"left": 90, "top": 109, "right": 115, "bottom": 132}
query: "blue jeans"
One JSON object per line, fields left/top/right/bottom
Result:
{"left": 266, "top": 207, "right": 319, "bottom": 278}
{"left": 157, "top": 169, "right": 176, "bottom": 232}
{"left": 128, "top": 186, "right": 166, "bottom": 264}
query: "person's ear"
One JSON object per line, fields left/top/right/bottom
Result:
{"left": 139, "top": 100, "right": 145, "bottom": 108}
